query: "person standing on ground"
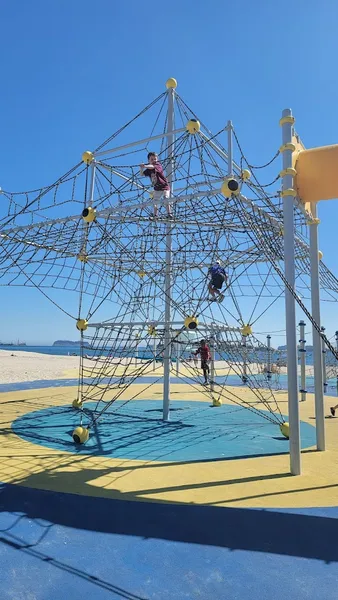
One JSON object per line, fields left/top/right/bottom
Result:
{"left": 194, "top": 339, "right": 211, "bottom": 385}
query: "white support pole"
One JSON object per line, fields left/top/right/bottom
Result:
{"left": 80, "top": 162, "right": 96, "bottom": 261}
{"left": 309, "top": 202, "right": 325, "bottom": 450}
{"left": 227, "top": 121, "right": 233, "bottom": 175}
{"left": 88, "top": 321, "right": 242, "bottom": 332}
{"left": 281, "top": 108, "right": 301, "bottom": 475}
{"left": 321, "top": 326, "right": 328, "bottom": 393}
{"left": 162, "top": 85, "right": 175, "bottom": 422}
{"left": 93, "top": 127, "right": 186, "bottom": 158}
{"left": 89, "top": 162, "right": 96, "bottom": 204}
{"left": 266, "top": 335, "right": 272, "bottom": 382}
{"left": 153, "top": 336, "right": 156, "bottom": 372}
{"left": 210, "top": 337, "right": 215, "bottom": 393}
{"left": 135, "top": 334, "right": 138, "bottom": 366}
{"left": 176, "top": 342, "right": 180, "bottom": 376}
{"left": 299, "top": 320, "right": 307, "bottom": 402}
{"left": 336, "top": 331, "right": 338, "bottom": 396}
{"left": 241, "top": 334, "right": 248, "bottom": 384}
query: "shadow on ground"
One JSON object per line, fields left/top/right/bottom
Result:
{"left": 1, "top": 478, "right": 338, "bottom": 563}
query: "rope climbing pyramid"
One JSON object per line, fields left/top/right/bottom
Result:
{"left": 1, "top": 78, "right": 338, "bottom": 474}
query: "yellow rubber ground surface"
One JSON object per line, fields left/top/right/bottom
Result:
{"left": 1, "top": 383, "right": 338, "bottom": 508}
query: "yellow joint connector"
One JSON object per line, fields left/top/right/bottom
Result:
{"left": 279, "top": 115, "right": 295, "bottom": 126}
{"left": 307, "top": 218, "right": 320, "bottom": 226}
{"left": 279, "top": 167, "right": 297, "bottom": 178}
{"left": 279, "top": 143, "right": 296, "bottom": 153}
{"left": 281, "top": 188, "right": 297, "bottom": 197}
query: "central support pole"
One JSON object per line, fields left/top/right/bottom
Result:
{"left": 281, "top": 108, "right": 301, "bottom": 475}
{"left": 163, "top": 86, "right": 175, "bottom": 421}
{"left": 309, "top": 203, "right": 325, "bottom": 450}
{"left": 227, "top": 120, "right": 233, "bottom": 175}
{"left": 299, "top": 320, "right": 307, "bottom": 402}
{"left": 176, "top": 341, "right": 180, "bottom": 376}
{"left": 210, "top": 336, "right": 215, "bottom": 393}
{"left": 336, "top": 331, "right": 338, "bottom": 396}
{"left": 241, "top": 333, "right": 248, "bottom": 384}
{"left": 153, "top": 336, "right": 156, "bottom": 371}
{"left": 321, "top": 326, "right": 328, "bottom": 394}
{"left": 266, "top": 334, "right": 272, "bottom": 382}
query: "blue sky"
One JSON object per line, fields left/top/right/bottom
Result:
{"left": 1, "top": 0, "right": 338, "bottom": 346}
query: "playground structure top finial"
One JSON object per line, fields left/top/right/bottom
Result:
{"left": 166, "top": 78, "right": 177, "bottom": 89}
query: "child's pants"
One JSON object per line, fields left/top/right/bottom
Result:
{"left": 153, "top": 189, "right": 172, "bottom": 215}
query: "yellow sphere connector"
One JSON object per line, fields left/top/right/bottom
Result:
{"left": 82, "top": 151, "right": 94, "bottom": 165}
{"left": 184, "top": 316, "right": 198, "bottom": 331}
{"left": 148, "top": 325, "right": 156, "bottom": 336}
{"left": 221, "top": 177, "right": 240, "bottom": 198}
{"left": 318, "top": 250, "right": 323, "bottom": 261}
{"left": 186, "top": 119, "right": 201, "bottom": 134}
{"left": 166, "top": 78, "right": 177, "bottom": 89}
{"left": 241, "top": 169, "right": 251, "bottom": 181}
{"left": 241, "top": 324, "right": 252, "bottom": 336}
{"left": 72, "top": 398, "right": 83, "bottom": 409}
{"left": 212, "top": 397, "right": 222, "bottom": 407}
{"left": 280, "top": 422, "right": 290, "bottom": 439}
{"left": 77, "top": 254, "right": 88, "bottom": 263}
{"left": 82, "top": 207, "right": 96, "bottom": 223}
{"left": 137, "top": 271, "right": 146, "bottom": 278}
{"left": 72, "top": 426, "right": 89, "bottom": 444}
{"left": 76, "top": 319, "right": 88, "bottom": 331}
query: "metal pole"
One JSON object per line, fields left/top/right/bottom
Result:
{"left": 80, "top": 162, "right": 96, "bottom": 260}
{"left": 93, "top": 127, "right": 186, "bottom": 158}
{"left": 88, "top": 321, "right": 242, "bottom": 332}
{"left": 321, "top": 326, "right": 327, "bottom": 393}
{"left": 242, "top": 333, "right": 248, "bottom": 383}
{"left": 176, "top": 342, "right": 180, "bottom": 376}
{"left": 299, "top": 320, "right": 307, "bottom": 402}
{"left": 336, "top": 331, "right": 338, "bottom": 396}
{"left": 153, "top": 336, "right": 156, "bottom": 372}
{"left": 266, "top": 335, "right": 272, "bottom": 382}
{"left": 227, "top": 121, "right": 233, "bottom": 175}
{"left": 89, "top": 163, "right": 96, "bottom": 204}
{"left": 281, "top": 108, "right": 301, "bottom": 475}
{"left": 135, "top": 333, "right": 138, "bottom": 367}
{"left": 210, "top": 336, "right": 215, "bottom": 393}
{"left": 309, "top": 202, "right": 325, "bottom": 450}
{"left": 163, "top": 85, "right": 175, "bottom": 421}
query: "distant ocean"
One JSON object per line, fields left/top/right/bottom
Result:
{"left": 0, "top": 345, "right": 164, "bottom": 359}
{"left": 0, "top": 344, "right": 327, "bottom": 367}
{"left": 0, "top": 345, "right": 84, "bottom": 356}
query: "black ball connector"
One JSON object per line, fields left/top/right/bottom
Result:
{"left": 228, "top": 179, "right": 239, "bottom": 192}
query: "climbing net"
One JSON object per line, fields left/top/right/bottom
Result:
{"left": 1, "top": 82, "right": 338, "bottom": 442}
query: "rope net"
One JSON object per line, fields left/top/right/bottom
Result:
{"left": 1, "top": 87, "right": 337, "bottom": 438}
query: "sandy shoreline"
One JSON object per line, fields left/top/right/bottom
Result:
{"left": 0, "top": 350, "right": 80, "bottom": 384}
{"left": 0, "top": 349, "right": 327, "bottom": 385}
